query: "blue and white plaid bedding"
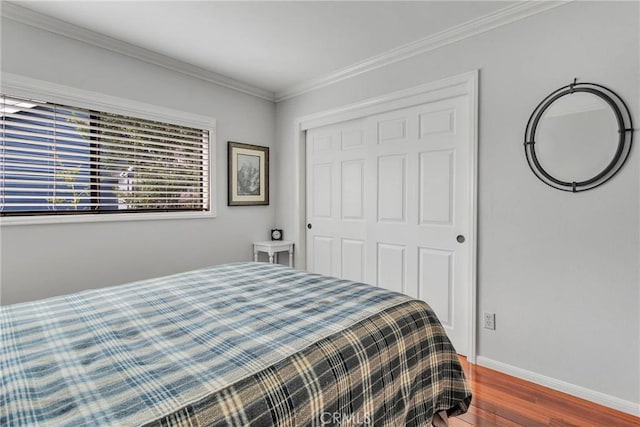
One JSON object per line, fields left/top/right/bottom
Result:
{"left": 1, "top": 262, "right": 471, "bottom": 426}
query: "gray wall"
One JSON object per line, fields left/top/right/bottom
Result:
{"left": 0, "top": 18, "right": 276, "bottom": 304}
{"left": 1, "top": 0, "right": 638, "bottom": 410}
{"left": 275, "top": 2, "right": 639, "bottom": 404}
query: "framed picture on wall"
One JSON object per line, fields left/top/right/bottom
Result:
{"left": 228, "top": 141, "right": 269, "bottom": 206}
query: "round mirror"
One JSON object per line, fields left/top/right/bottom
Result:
{"left": 536, "top": 93, "right": 618, "bottom": 182}
{"left": 524, "top": 82, "right": 634, "bottom": 192}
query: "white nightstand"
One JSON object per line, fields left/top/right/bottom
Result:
{"left": 253, "top": 240, "right": 294, "bottom": 267}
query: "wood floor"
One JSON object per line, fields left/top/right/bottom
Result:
{"left": 449, "top": 357, "right": 640, "bottom": 427}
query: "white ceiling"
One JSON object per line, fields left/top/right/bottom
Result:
{"left": 8, "top": 1, "right": 517, "bottom": 98}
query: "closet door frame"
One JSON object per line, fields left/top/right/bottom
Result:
{"left": 293, "top": 70, "right": 479, "bottom": 362}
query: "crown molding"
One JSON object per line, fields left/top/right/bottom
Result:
{"left": 1, "top": 2, "right": 276, "bottom": 102}
{"left": 2, "top": 1, "right": 573, "bottom": 104}
{"left": 275, "top": 1, "right": 573, "bottom": 102}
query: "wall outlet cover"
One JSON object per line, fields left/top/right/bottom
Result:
{"left": 483, "top": 312, "right": 496, "bottom": 330}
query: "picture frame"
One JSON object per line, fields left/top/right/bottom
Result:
{"left": 227, "top": 141, "right": 269, "bottom": 206}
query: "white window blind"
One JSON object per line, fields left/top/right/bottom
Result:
{"left": 0, "top": 94, "right": 210, "bottom": 216}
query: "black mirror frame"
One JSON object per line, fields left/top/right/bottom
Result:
{"left": 524, "top": 81, "right": 634, "bottom": 192}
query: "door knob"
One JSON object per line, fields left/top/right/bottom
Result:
{"left": 307, "top": 223, "right": 312, "bottom": 230}
{"left": 456, "top": 235, "right": 465, "bottom": 243}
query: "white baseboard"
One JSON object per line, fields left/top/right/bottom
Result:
{"left": 475, "top": 356, "right": 640, "bottom": 417}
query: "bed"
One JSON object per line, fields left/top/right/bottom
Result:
{"left": 0, "top": 262, "right": 471, "bottom": 426}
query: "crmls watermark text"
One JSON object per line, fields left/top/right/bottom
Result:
{"left": 320, "top": 412, "right": 372, "bottom": 426}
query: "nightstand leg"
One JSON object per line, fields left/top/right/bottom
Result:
{"left": 254, "top": 250, "right": 258, "bottom": 263}
{"left": 268, "top": 254, "right": 274, "bottom": 264}
{"left": 289, "top": 249, "right": 293, "bottom": 267}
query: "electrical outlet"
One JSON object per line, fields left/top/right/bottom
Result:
{"left": 483, "top": 312, "right": 496, "bottom": 330}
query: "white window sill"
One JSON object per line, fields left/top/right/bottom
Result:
{"left": 0, "top": 210, "right": 216, "bottom": 226}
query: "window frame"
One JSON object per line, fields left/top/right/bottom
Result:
{"left": 0, "top": 74, "right": 217, "bottom": 226}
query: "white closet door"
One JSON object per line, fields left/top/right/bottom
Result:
{"left": 306, "top": 95, "right": 471, "bottom": 355}
{"left": 306, "top": 119, "right": 368, "bottom": 282}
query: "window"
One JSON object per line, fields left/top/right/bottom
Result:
{"left": 1, "top": 94, "right": 211, "bottom": 219}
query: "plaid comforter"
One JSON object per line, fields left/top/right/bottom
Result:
{"left": 1, "top": 262, "right": 471, "bottom": 426}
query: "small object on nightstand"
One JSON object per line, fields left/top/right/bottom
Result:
{"left": 271, "top": 228, "right": 283, "bottom": 240}
{"left": 253, "top": 240, "right": 294, "bottom": 267}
